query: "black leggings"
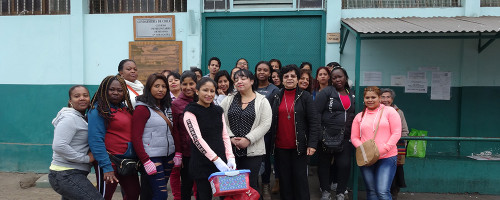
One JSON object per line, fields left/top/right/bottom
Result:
{"left": 317, "top": 141, "right": 352, "bottom": 194}
{"left": 180, "top": 156, "right": 194, "bottom": 200}
{"left": 235, "top": 155, "right": 263, "bottom": 191}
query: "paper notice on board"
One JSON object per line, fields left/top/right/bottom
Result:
{"left": 405, "top": 71, "right": 427, "bottom": 93}
{"left": 431, "top": 72, "right": 451, "bottom": 100}
{"left": 363, "top": 72, "right": 382, "bottom": 86}
{"left": 391, "top": 75, "right": 406, "bottom": 86}
{"left": 419, "top": 67, "right": 440, "bottom": 72}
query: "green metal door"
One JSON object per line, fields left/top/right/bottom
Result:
{"left": 203, "top": 13, "right": 324, "bottom": 73}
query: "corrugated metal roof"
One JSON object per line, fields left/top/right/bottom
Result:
{"left": 342, "top": 16, "right": 500, "bottom": 34}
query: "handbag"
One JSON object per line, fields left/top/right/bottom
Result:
{"left": 321, "top": 127, "right": 345, "bottom": 153}
{"left": 355, "top": 107, "right": 384, "bottom": 167}
{"left": 108, "top": 152, "right": 141, "bottom": 176}
{"left": 407, "top": 128, "right": 428, "bottom": 158}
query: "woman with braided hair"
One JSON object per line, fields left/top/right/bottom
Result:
{"left": 88, "top": 75, "right": 140, "bottom": 200}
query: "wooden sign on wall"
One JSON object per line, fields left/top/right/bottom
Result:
{"left": 129, "top": 41, "right": 182, "bottom": 83}
{"left": 134, "top": 15, "right": 175, "bottom": 41}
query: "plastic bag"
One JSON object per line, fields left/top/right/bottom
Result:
{"left": 406, "top": 128, "right": 427, "bottom": 158}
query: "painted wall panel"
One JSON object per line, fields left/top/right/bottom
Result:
{"left": 0, "top": 16, "right": 72, "bottom": 84}
{"left": 403, "top": 157, "right": 500, "bottom": 194}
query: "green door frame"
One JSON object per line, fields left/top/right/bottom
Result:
{"left": 339, "top": 21, "right": 500, "bottom": 200}
{"left": 202, "top": 11, "right": 326, "bottom": 74}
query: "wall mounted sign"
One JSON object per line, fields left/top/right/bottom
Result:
{"left": 134, "top": 15, "right": 175, "bottom": 41}
{"left": 327, "top": 33, "right": 340, "bottom": 43}
{"left": 129, "top": 41, "right": 182, "bottom": 83}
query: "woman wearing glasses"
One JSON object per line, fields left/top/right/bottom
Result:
{"left": 268, "top": 65, "right": 320, "bottom": 200}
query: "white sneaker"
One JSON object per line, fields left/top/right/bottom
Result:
{"left": 336, "top": 193, "right": 345, "bottom": 200}
{"left": 330, "top": 183, "right": 338, "bottom": 192}
{"left": 321, "top": 190, "right": 331, "bottom": 200}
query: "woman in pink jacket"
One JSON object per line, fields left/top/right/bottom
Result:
{"left": 351, "top": 86, "right": 401, "bottom": 200}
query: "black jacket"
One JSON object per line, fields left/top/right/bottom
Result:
{"left": 269, "top": 88, "right": 321, "bottom": 155}
{"left": 314, "top": 86, "right": 355, "bottom": 140}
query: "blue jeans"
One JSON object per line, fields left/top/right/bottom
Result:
{"left": 360, "top": 156, "right": 397, "bottom": 200}
{"left": 49, "top": 169, "right": 104, "bottom": 200}
{"left": 146, "top": 155, "right": 175, "bottom": 200}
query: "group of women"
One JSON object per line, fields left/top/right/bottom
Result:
{"left": 49, "top": 58, "right": 408, "bottom": 200}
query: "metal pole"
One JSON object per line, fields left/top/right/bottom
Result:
{"left": 352, "top": 34, "right": 362, "bottom": 200}
{"left": 401, "top": 136, "right": 500, "bottom": 142}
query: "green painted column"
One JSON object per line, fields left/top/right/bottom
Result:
{"left": 352, "top": 34, "right": 362, "bottom": 200}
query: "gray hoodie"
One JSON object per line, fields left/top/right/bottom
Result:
{"left": 51, "top": 107, "right": 92, "bottom": 172}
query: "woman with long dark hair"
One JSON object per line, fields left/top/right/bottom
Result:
{"left": 351, "top": 86, "right": 402, "bottom": 200}
{"left": 132, "top": 73, "right": 175, "bottom": 200}
{"left": 88, "top": 75, "right": 139, "bottom": 200}
{"left": 313, "top": 67, "right": 332, "bottom": 99}
{"left": 49, "top": 85, "right": 103, "bottom": 200}
{"left": 315, "top": 67, "right": 355, "bottom": 200}
{"left": 271, "top": 69, "right": 282, "bottom": 89}
{"left": 214, "top": 70, "right": 234, "bottom": 105}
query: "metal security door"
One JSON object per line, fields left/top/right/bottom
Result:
{"left": 203, "top": 13, "right": 324, "bottom": 73}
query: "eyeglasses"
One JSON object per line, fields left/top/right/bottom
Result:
{"left": 283, "top": 74, "right": 297, "bottom": 79}
{"left": 238, "top": 62, "right": 248, "bottom": 65}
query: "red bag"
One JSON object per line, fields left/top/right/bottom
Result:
{"left": 208, "top": 170, "right": 251, "bottom": 197}
{"left": 224, "top": 187, "right": 260, "bottom": 200}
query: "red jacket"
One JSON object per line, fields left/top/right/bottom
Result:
{"left": 172, "top": 93, "right": 194, "bottom": 156}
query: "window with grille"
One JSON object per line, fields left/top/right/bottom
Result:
{"left": 203, "top": 0, "right": 324, "bottom": 11}
{"left": 342, "top": 0, "right": 461, "bottom": 9}
{"left": 481, "top": 0, "right": 500, "bottom": 7}
{"left": 89, "top": 0, "right": 187, "bottom": 14}
{"left": 0, "top": 0, "right": 69, "bottom": 15}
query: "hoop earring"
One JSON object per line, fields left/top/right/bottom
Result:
{"left": 69, "top": 102, "right": 74, "bottom": 108}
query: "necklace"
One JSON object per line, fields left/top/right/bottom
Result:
{"left": 283, "top": 92, "right": 295, "bottom": 120}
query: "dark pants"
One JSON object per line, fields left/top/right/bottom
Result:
{"left": 180, "top": 156, "right": 195, "bottom": 200}
{"left": 145, "top": 155, "right": 175, "bottom": 200}
{"left": 94, "top": 162, "right": 140, "bottom": 200}
{"left": 318, "top": 141, "right": 352, "bottom": 194}
{"left": 194, "top": 178, "right": 212, "bottom": 200}
{"left": 261, "top": 134, "right": 279, "bottom": 184}
{"left": 236, "top": 155, "right": 263, "bottom": 192}
{"left": 140, "top": 169, "right": 152, "bottom": 200}
{"left": 275, "top": 148, "right": 310, "bottom": 200}
{"left": 49, "top": 169, "right": 104, "bottom": 200}
{"left": 390, "top": 165, "right": 406, "bottom": 198}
